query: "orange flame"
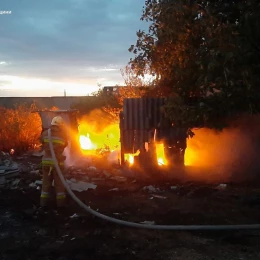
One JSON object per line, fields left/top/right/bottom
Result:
{"left": 124, "top": 154, "right": 134, "bottom": 165}
{"left": 79, "top": 133, "right": 97, "bottom": 151}
{"left": 155, "top": 143, "right": 167, "bottom": 166}
{"left": 124, "top": 150, "right": 140, "bottom": 166}
{"left": 78, "top": 122, "right": 120, "bottom": 152}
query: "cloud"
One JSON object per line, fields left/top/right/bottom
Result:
{"left": 0, "top": 0, "right": 147, "bottom": 95}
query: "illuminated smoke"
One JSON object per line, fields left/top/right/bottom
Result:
{"left": 185, "top": 115, "right": 260, "bottom": 182}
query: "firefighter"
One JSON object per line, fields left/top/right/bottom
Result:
{"left": 40, "top": 116, "right": 68, "bottom": 209}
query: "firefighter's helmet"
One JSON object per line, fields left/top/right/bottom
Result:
{"left": 51, "top": 116, "right": 65, "bottom": 127}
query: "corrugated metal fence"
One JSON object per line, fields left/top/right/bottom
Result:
{"left": 121, "top": 98, "right": 165, "bottom": 154}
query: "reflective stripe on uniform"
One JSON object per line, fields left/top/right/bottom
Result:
{"left": 43, "top": 136, "right": 66, "bottom": 145}
{"left": 42, "top": 158, "right": 64, "bottom": 166}
{"left": 56, "top": 192, "right": 66, "bottom": 199}
{"left": 48, "top": 167, "right": 53, "bottom": 175}
{"left": 40, "top": 191, "right": 50, "bottom": 198}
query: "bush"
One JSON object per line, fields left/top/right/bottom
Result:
{"left": 0, "top": 103, "right": 42, "bottom": 153}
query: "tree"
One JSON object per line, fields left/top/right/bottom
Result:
{"left": 129, "top": 0, "right": 260, "bottom": 130}
{"left": 117, "top": 65, "right": 153, "bottom": 105}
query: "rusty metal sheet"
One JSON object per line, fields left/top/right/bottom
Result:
{"left": 123, "top": 97, "right": 165, "bottom": 130}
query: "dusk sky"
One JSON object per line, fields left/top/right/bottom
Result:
{"left": 0, "top": 0, "right": 147, "bottom": 97}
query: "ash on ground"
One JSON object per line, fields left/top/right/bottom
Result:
{"left": 1, "top": 150, "right": 260, "bottom": 260}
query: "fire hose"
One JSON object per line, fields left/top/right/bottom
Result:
{"left": 48, "top": 129, "right": 260, "bottom": 231}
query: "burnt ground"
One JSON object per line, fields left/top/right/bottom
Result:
{"left": 1, "top": 156, "right": 260, "bottom": 259}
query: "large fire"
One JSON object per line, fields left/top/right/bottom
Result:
{"left": 77, "top": 109, "right": 258, "bottom": 184}
{"left": 78, "top": 122, "right": 120, "bottom": 153}
{"left": 78, "top": 115, "right": 193, "bottom": 167}
{"left": 78, "top": 122, "right": 169, "bottom": 167}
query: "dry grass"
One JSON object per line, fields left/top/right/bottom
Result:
{"left": 0, "top": 103, "right": 42, "bottom": 153}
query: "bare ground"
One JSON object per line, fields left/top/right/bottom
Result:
{"left": 1, "top": 156, "right": 260, "bottom": 260}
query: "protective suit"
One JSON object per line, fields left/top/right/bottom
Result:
{"left": 40, "top": 116, "right": 68, "bottom": 208}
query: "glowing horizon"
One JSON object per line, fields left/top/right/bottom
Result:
{"left": 0, "top": 74, "right": 124, "bottom": 97}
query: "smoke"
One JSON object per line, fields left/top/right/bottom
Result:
{"left": 63, "top": 142, "right": 73, "bottom": 168}
{"left": 64, "top": 141, "right": 93, "bottom": 168}
{"left": 185, "top": 115, "right": 260, "bottom": 182}
{"left": 80, "top": 109, "right": 118, "bottom": 133}
{"left": 107, "top": 150, "right": 121, "bottom": 165}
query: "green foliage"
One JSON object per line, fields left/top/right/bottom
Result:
{"left": 129, "top": 0, "right": 260, "bottom": 131}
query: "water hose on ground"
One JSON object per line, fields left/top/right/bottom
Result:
{"left": 48, "top": 129, "right": 260, "bottom": 231}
